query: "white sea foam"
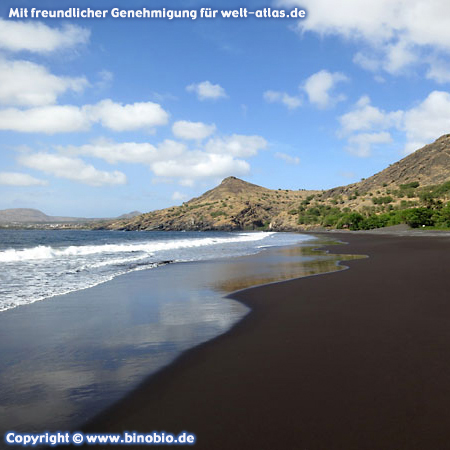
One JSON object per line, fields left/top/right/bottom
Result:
{"left": 0, "top": 232, "right": 273, "bottom": 263}
{"left": 0, "top": 231, "right": 311, "bottom": 312}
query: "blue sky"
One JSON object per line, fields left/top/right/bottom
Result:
{"left": 1, "top": 0, "right": 450, "bottom": 217}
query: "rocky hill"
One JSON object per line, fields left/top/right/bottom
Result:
{"left": 102, "top": 177, "right": 319, "bottom": 231}
{"left": 97, "top": 134, "right": 450, "bottom": 231}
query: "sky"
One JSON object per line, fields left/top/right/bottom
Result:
{"left": 1, "top": 0, "right": 450, "bottom": 217}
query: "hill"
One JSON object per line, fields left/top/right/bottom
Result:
{"left": 116, "top": 211, "right": 142, "bottom": 220}
{"left": 0, "top": 208, "right": 89, "bottom": 224}
{"left": 0, "top": 209, "right": 143, "bottom": 227}
{"left": 102, "top": 176, "right": 319, "bottom": 231}
{"left": 101, "top": 134, "right": 450, "bottom": 232}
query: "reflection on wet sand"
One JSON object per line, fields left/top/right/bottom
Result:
{"left": 212, "top": 239, "right": 365, "bottom": 294}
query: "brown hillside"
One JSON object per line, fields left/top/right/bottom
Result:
{"left": 101, "top": 134, "right": 450, "bottom": 232}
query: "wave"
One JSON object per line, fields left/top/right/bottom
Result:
{"left": 0, "top": 232, "right": 274, "bottom": 263}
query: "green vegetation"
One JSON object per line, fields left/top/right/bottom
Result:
{"left": 210, "top": 210, "right": 227, "bottom": 218}
{"left": 293, "top": 179, "right": 450, "bottom": 231}
{"left": 372, "top": 196, "right": 393, "bottom": 205}
{"left": 400, "top": 181, "right": 420, "bottom": 189}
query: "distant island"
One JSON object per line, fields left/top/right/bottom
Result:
{"left": 4, "top": 134, "right": 450, "bottom": 232}
{"left": 0, "top": 209, "right": 141, "bottom": 229}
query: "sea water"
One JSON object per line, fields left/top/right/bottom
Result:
{"left": 0, "top": 230, "right": 312, "bottom": 312}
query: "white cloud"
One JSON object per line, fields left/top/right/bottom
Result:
{"left": 172, "top": 191, "right": 188, "bottom": 202}
{"left": 347, "top": 132, "right": 393, "bottom": 157}
{"left": 0, "top": 59, "right": 88, "bottom": 106}
{"left": 58, "top": 133, "right": 266, "bottom": 185}
{"left": 0, "top": 172, "right": 48, "bottom": 186}
{"left": 0, "top": 105, "right": 91, "bottom": 133}
{"left": 152, "top": 152, "right": 250, "bottom": 184}
{"left": 86, "top": 99, "right": 169, "bottom": 132}
{"left": 172, "top": 121, "right": 216, "bottom": 140}
{"left": 353, "top": 52, "right": 381, "bottom": 72}
{"left": 339, "top": 96, "right": 403, "bottom": 134}
{"left": 96, "top": 70, "right": 114, "bottom": 90}
{"left": 60, "top": 139, "right": 185, "bottom": 165}
{"left": 0, "top": 100, "right": 169, "bottom": 134}
{"left": 353, "top": 42, "right": 418, "bottom": 75}
{"left": 277, "top": 0, "right": 450, "bottom": 78}
{"left": 402, "top": 91, "right": 450, "bottom": 153}
{"left": 18, "top": 153, "right": 126, "bottom": 186}
{"left": 0, "top": 18, "right": 90, "bottom": 53}
{"left": 186, "top": 81, "right": 227, "bottom": 100}
{"left": 302, "top": 70, "right": 348, "bottom": 109}
{"left": 204, "top": 134, "right": 268, "bottom": 157}
{"left": 274, "top": 152, "right": 300, "bottom": 165}
{"left": 425, "top": 60, "right": 450, "bottom": 84}
{"left": 339, "top": 90, "right": 450, "bottom": 156}
{"left": 263, "top": 90, "right": 302, "bottom": 110}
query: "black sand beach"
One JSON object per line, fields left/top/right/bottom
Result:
{"left": 85, "top": 232, "right": 450, "bottom": 449}
{"left": 1, "top": 235, "right": 347, "bottom": 440}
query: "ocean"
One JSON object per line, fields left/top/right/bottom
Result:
{"left": 0, "top": 230, "right": 312, "bottom": 312}
{"left": 0, "top": 230, "right": 317, "bottom": 434}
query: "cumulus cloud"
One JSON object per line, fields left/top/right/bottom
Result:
{"left": 274, "top": 152, "right": 300, "bottom": 165}
{"left": 0, "top": 59, "right": 88, "bottom": 106}
{"left": 402, "top": 91, "right": 450, "bottom": 153}
{"left": 186, "top": 81, "right": 227, "bottom": 100}
{"left": 172, "top": 121, "right": 216, "bottom": 140}
{"left": 0, "top": 172, "right": 48, "bottom": 186}
{"left": 339, "top": 96, "right": 403, "bottom": 135}
{"left": 302, "top": 70, "right": 348, "bottom": 109}
{"left": 0, "top": 105, "right": 91, "bottom": 133}
{"left": 86, "top": 99, "right": 169, "bottom": 132}
{"left": 426, "top": 61, "right": 450, "bottom": 84}
{"left": 0, "top": 18, "right": 90, "bottom": 53}
{"left": 151, "top": 134, "right": 265, "bottom": 184}
{"left": 152, "top": 152, "right": 250, "bottom": 185}
{"left": 204, "top": 134, "right": 268, "bottom": 157}
{"left": 171, "top": 191, "right": 188, "bottom": 202}
{"left": 339, "top": 90, "right": 450, "bottom": 156}
{"left": 263, "top": 90, "right": 302, "bottom": 110}
{"left": 18, "top": 153, "right": 126, "bottom": 186}
{"left": 60, "top": 139, "right": 185, "bottom": 165}
{"left": 0, "top": 100, "right": 169, "bottom": 134}
{"left": 56, "top": 132, "right": 267, "bottom": 185}
{"left": 346, "top": 132, "right": 393, "bottom": 157}
{"left": 277, "top": 0, "right": 450, "bottom": 78}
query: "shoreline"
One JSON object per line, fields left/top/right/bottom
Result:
{"left": 85, "top": 232, "right": 450, "bottom": 449}
{"left": 1, "top": 232, "right": 331, "bottom": 437}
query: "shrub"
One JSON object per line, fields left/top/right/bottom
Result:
{"left": 401, "top": 208, "right": 434, "bottom": 228}
{"left": 400, "top": 181, "right": 420, "bottom": 189}
{"left": 336, "top": 212, "right": 364, "bottom": 230}
{"left": 210, "top": 210, "right": 227, "bottom": 218}
{"left": 372, "top": 196, "right": 393, "bottom": 205}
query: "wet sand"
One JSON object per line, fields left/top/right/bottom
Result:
{"left": 2, "top": 236, "right": 351, "bottom": 439}
{"left": 86, "top": 233, "right": 450, "bottom": 449}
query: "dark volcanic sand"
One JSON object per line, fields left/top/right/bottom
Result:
{"left": 85, "top": 233, "right": 450, "bottom": 449}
